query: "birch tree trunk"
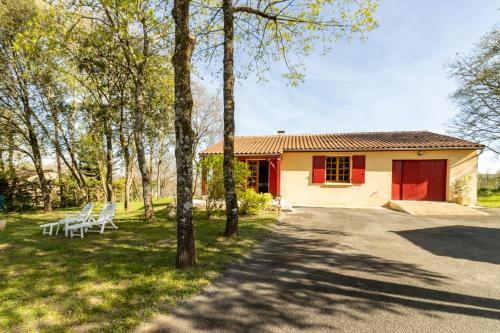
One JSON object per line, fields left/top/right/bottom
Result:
{"left": 222, "top": 0, "right": 239, "bottom": 237}
{"left": 172, "top": 0, "right": 197, "bottom": 268}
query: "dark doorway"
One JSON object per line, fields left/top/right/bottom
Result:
{"left": 258, "top": 160, "right": 269, "bottom": 193}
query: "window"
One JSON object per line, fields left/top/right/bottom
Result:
{"left": 325, "top": 156, "right": 350, "bottom": 182}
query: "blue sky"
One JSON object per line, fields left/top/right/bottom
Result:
{"left": 207, "top": 0, "right": 499, "bottom": 172}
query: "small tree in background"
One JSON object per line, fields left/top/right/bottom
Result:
{"left": 201, "top": 155, "right": 248, "bottom": 219}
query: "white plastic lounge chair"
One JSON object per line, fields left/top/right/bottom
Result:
{"left": 40, "top": 203, "right": 94, "bottom": 236}
{"left": 66, "top": 202, "right": 117, "bottom": 239}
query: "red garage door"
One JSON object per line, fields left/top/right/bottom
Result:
{"left": 392, "top": 160, "right": 447, "bottom": 201}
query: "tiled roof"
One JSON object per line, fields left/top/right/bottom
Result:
{"left": 200, "top": 131, "right": 484, "bottom": 156}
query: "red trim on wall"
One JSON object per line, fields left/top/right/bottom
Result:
{"left": 269, "top": 159, "right": 278, "bottom": 197}
{"left": 238, "top": 156, "right": 281, "bottom": 197}
{"left": 351, "top": 155, "right": 366, "bottom": 184}
{"left": 392, "top": 160, "right": 403, "bottom": 200}
{"left": 276, "top": 159, "right": 281, "bottom": 196}
{"left": 312, "top": 156, "right": 326, "bottom": 183}
{"left": 237, "top": 155, "right": 280, "bottom": 161}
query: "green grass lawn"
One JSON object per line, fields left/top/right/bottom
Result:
{"left": 477, "top": 193, "right": 500, "bottom": 208}
{"left": 0, "top": 199, "right": 277, "bottom": 332}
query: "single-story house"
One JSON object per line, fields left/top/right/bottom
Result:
{"left": 17, "top": 168, "right": 58, "bottom": 182}
{"left": 200, "top": 131, "right": 484, "bottom": 207}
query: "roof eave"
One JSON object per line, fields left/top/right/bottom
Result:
{"left": 282, "top": 146, "right": 485, "bottom": 152}
{"left": 200, "top": 152, "right": 282, "bottom": 157}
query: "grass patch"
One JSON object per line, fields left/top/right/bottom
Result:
{"left": 477, "top": 191, "right": 500, "bottom": 208}
{"left": 0, "top": 199, "right": 277, "bottom": 332}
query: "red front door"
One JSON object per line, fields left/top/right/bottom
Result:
{"left": 392, "top": 160, "right": 447, "bottom": 201}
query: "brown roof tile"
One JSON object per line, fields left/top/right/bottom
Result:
{"left": 200, "top": 131, "right": 484, "bottom": 156}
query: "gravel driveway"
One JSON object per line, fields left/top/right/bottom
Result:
{"left": 136, "top": 207, "right": 500, "bottom": 333}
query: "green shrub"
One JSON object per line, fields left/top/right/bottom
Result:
{"left": 239, "top": 188, "right": 272, "bottom": 215}
{"left": 478, "top": 187, "right": 500, "bottom": 197}
{"left": 478, "top": 187, "right": 493, "bottom": 197}
{"left": 200, "top": 155, "right": 249, "bottom": 218}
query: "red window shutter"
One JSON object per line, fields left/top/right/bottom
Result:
{"left": 312, "top": 156, "right": 325, "bottom": 184}
{"left": 352, "top": 155, "right": 366, "bottom": 184}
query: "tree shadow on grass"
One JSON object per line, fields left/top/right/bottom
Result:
{"left": 395, "top": 225, "right": 500, "bottom": 265}
{"left": 0, "top": 207, "right": 275, "bottom": 332}
{"left": 140, "top": 220, "right": 500, "bottom": 333}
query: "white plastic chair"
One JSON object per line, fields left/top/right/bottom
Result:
{"left": 66, "top": 203, "right": 117, "bottom": 239}
{"left": 40, "top": 203, "right": 94, "bottom": 236}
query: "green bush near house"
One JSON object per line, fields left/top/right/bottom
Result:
{"left": 239, "top": 188, "right": 273, "bottom": 215}
{"left": 200, "top": 155, "right": 249, "bottom": 219}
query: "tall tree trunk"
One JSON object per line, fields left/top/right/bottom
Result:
{"left": 118, "top": 114, "right": 132, "bottom": 211}
{"left": 7, "top": 111, "right": 17, "bottom": 210}
{"left": 191, "top": 141, "right": 199, "bottom": 196}
{"left": 124, "top": 162, "right": 133, "bottom": 210}
{"left": 51, "top": 111, "right": 66, "bottom": 208}
{"left": 156, "top": 159, "right": 162, "bottom": 199}
{"left": 172, "top": 0, "right": 197, "bottom": 269}
{"left": 34, "top": 105, "right": 87, "bottom": 199}
{"left": 222, "top": 0, "right": 239, "bottom": 237}
{"left": 47, "top": 110, "right": 89, "bottom": 201}
{"left": 134, "top": 75, "right": 154, "bottom": 220}
{"left": 104, "top": 119, "right": 113, "bottom": 202}
{"left": 25, "top": 107, "right": 52, "bottom": 213}
{"left": 54, "top": 127, "right": 86, "bottom": 200}
{"left": 68, "top": 107, "right": 91, "bottom": 202}
{"left": 7, "top": 127, "right": 16, "bottom": 210}
{"left": 149, "top": 145, "right": 154, "bottom": 198}
{"left": 94, "top": 133, "right": 108, "bottom": 203}
{"left": 156, "top": 138, "right": 165, "bottom": 198}
{"left": 0, "top": 149, "right": 4, "bottom": 172}
{"left": 132, "top": 176, "right": 141, "bottom": 201}
{"left": 55, "top": 147, "right": 66, "bottom": 208}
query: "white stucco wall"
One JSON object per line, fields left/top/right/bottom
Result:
{"left": 280, "top": 149, "right": 479, "bottom": 207}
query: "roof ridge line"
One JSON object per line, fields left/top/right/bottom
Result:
{"left": 233, "top": 130, "right": 432, "bottom": 138}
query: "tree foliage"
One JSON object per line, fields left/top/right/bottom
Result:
{"left": 448, "top": 27, "right": 500, "bottom": 154}
{"left": 191, "top": 0, "right": 378, "bottom": 237}
{"left": 0, "top": 0, "right": 221, "bottom": 217}
{"left": 194, "top": 0, "right": 378, "bottom": 84}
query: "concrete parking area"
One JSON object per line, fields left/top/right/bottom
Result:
{"left": 137, "top": 207, "right": 500, "bottom": 333}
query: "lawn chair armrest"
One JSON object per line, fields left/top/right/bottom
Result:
{"left": 40, "top": 222, "right": 59, "bottom": 228}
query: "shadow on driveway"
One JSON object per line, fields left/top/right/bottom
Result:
{"left": 137, "top": 217, "right": 500, "bottom": 333}
{"left": 395, "top": 225, "right": 500, "bottom": 265}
